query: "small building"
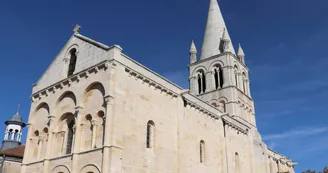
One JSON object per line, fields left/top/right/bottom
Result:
{"left": 0, "top": 107, "right": 26, "bottom": 173}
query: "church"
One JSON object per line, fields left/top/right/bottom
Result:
{"left": 20, "top": 0, "right": 296, "bottom": 172}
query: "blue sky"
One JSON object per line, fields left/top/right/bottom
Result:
{"left": 0, "top": 0, "right": 327, "bottom": 172}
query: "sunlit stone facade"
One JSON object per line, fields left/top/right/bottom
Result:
{"left": 21, "top": 0, "right": 296, "bottom": 173}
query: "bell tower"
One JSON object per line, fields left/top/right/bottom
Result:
{"left": 1, "top": 105, "right": 26, "bottom": 150}
{"left": 188, "top": 0, "right": 255, "bottom": 127}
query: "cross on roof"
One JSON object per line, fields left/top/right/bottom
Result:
{"left": 73, "top": 24, "right": 81, "bottom": 34}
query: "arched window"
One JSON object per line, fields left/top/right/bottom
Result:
{"left": 219, "top": 100, "right": 226, "bottom": 112}
{"left": 200, "top": 140, "right": 205, "bottom": 163}
{"left": 146, "top": 121, "right": 155, "bottom": 149}
{"left": 214, "top": 69, "right": 219, "bottom": 89}
{"left": 214, "top": 65, "right": 224, "bottom": 89}
{"left": 8, "top": 129, "right": 13, "bottom": 140}
{"left": 67, "top": 49, "right": 77, "bottom": 77}
{"left": 235, "top": 152, "right": 240, "bottom": 173}
{"left": 66, "top": 119, "right": 75, "bottom": 154}
{"left": 234, "top": 65, "right": 239, "bottom": 87}
{"left": 197, "top": 70, "right": 206, "bottom": 94}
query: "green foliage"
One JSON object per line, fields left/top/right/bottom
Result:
{"left": 302, "top": 166, "right": 328, "bottom": 173}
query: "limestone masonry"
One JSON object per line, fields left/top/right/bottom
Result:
{"left": 21, "top": 0, "right": 296, "bottom": 172}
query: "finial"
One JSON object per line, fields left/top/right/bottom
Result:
{"left": 17, "top": 104, "right": 20, "bottom": 114}
{"left": 73, "top": 24, "right": 81, "bottom": 34}
{"left": 238, "top": 43, "right": 245, "bottom": 57}
{"left": 190, "top": 40, "right": 197, "bottom": 53}
{"left": 238, "top": 43, "right": 245, "bottom": 63}
{"left": 222, "top": 28, "right": 230, "bottom": 42}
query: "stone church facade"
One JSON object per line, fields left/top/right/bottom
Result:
{"left": 21, "top": 0, "right": 296, "bottom": 173}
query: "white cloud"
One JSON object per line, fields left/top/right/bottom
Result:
{"left": 263, "top": 126, "right": 328, "bottom": 141}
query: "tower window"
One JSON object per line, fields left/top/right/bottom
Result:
{"left": 219, "top": 67, "right": 224, "bottom": 88}
{"left": 66, "top": 119, "right": 75, "bottom": 154}
{"left": 214, "top": 65, "right": 224, "bottom": 89}
{"left": 67, "top": 49, "right": 77, "bottom": 77}
{"left": 214, "top": 69, "right": 219, "bottom": 89}
{"left": 200, "top": 140, "right": 205, "bottom": 163}
{"left": 146, "top": 121, "right": 155, "bottom": 149}
{"left": 197, "top": 70, "right": 206, "bottom": 94}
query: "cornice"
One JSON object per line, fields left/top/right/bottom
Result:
{"left": 188, "top": 52, "right": 248, "bottom": 70}
{"left": 124, "top": 67, "right": 179, "bottom": 98}
{"left": 31, "top": 60, "right": 110, "bottom": 101}
{"left": 182, "top": 93, "right": 221, "bottom": 120}
{"left": 222, "top": 115, "right": 250, "bottom": 134}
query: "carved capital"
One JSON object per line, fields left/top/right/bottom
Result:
{"left": 104, "top": 95, "right": 114, "bottom": 105}
{"left": 74, "top": 106, "right": 83, "bottom": 112}
{"left": 91, "top": 119, "right": 98, "bottom": 126}
{"left": 26, "top": 123, "right": 33, "bottom": 129}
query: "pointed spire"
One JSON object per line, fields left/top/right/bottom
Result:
{"left": 222, "top": 29, "right": 229, "bottom": 41}
{"left": 200, "top": 0, "right": 235, "bottom": 60}
{"left": 238, "top": 43, "right": 245, "bottom": 63}
{"left": 190, "top": 40, "right": 197, "bottom": 53}
{"left": 222, "top": 29, "right": 231, "bottom": 53}
{"left": 238, "top": 44, "right": 245, "bottom": 57}
{"left": 190, "top": 40, "right": 197, "bottom": 64}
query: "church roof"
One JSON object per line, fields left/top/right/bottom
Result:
{"left": 9, "top": 113, "right": 23, "bottom": 123}
{"left": 200, "top": 0, "right": 235, "bottom": 60}
{"left": 0, "top": 145, "right": 25, "bottom": 158}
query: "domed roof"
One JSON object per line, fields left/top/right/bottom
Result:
{"left": 5, "top": 105, "right": 25, "bottom": 126}
{"left": 9, "top": 113, "right": 23, "bottom": 123}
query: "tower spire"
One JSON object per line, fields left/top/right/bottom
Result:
{"left": 238, "top": 43, "right": 245, "bottom": 64}
{"left": 200, "top": 0, "right": 235, "bottom": 60}
{"left": 190, "top": 40, "right": 197, "bottom": 64}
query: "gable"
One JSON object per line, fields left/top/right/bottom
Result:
{"left": 32, "top": 34, "right": 110, "bottom": 94}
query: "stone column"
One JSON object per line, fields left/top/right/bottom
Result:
{"left": 4, "top": 130, "right": 8, "bottom": 140}
{"left": 37, "top": 137, "right": 43, "bottom": 160}
{"left": 223, "top": 66, "right": 232, "bottom": 87}
{"left": 72, "top": 106, "right": 83, "bottom": 173}
{"left": 206, "top": 71, "right": 214, "bottom": 92}
{"left": 246, "top": 79, "right": 251, "bottom": 97}
{"left": 91, "top": 120, "right": 98, "bottom": 148}
{"left": 193, "top": 77, "right": 199, "bottom": 94}
{"left": 238, "top": 73, "right": 243, "bottom": 91}
{"left": 188, "top": 76, "right": 193, "bottom": 94}
{"left": 43, "top": 116, "right": 55, "bottom": 173}
{"left": 102, "top": 95, "right": 113, "bottom": 173}
{"left": 11, "top": 131, "right": 15, "bottom": 140}
{"left": 199, "top": 74, "right": 204, "bottom": 94}
{"left": 21, "top": 123, "right": 33, "bottom": 173}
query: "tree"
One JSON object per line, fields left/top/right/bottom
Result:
{"left": 323, "top": 166, "right": 328, "bottom": 173}
{"left": 302, "top": 166, "right": 328, "bottom": 173}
